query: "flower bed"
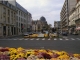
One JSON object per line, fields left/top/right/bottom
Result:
{"left": 0, "top": 47, "right": 80, "bottom": 60}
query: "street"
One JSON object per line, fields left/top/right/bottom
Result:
{"left": 0, "top": 35, "right": 80, "bottom": 54}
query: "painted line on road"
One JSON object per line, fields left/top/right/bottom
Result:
{"left": 65, "top": 39, "right": 69, "bottom": 40}
{"left": 54, "top": 38, "right": 57, "bottom": 40}
{"left": 71, "top": 38, "right": 75, "bottom": 40}
{"left": 19, "top": 38, "right": 24, "bottom": 40}
{"left": 48, "top": 38, "right": 51, "bottom": 40}
{"left": 63, "top": 37, "right": 67, "bottom": 38}
{"left": 24, "top": 38, "right": 28, "bottom": 40}
{"left": 59, "top": 38, "right": 63, "bottom": 40}
{"left": 42, "top": 38, "right": 45, "bottom": 40}
{"left": 30, "top": 38, "right": 34, "bottom": 40}
{"left": 76, "top": 38, "right": 80, "bottom": 40}
{"left": 12, "top": 39, "right": 17, "bottom": 40}
{"left": 36, "top": 38, "right": 39, "bottom": 40}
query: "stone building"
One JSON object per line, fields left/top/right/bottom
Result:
{"left": 0, "top": 1, "right": 16, "bottom": 37}
{"left": 32, "top": 18, "right": 48, "bottom": 32}
{"left": 0, "top": 1, "right": 32, "bottom": 37}
{"left": 54, "top": 21, "right": 61, "bottom": 33}
{"left": 16, "top": 2, "right": 31, "bottom": 35}
{"left": 69, "top": 0, "right": 80, "bottom": 34}
{"left": 60, "top": 0, "right": 77, "bottom": 33}
{"left": 32, "top": 20, "right": 43, "bottom": 32}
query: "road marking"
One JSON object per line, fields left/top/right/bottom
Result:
{"left": 76, "top": 38, "right": 80, "bottom": 40}
{"left": 42, "top": 38, "right": 45, "bottom": 40}
{"left": 13, "top": 39, "right": 17, "bottom": 40}
{"left": 65, "top": 39, "right": 69, "bottom": 40}
{"left": 48, "top": 38, "right": 51, "bottom": 40}
{"left": 36, "top": 38, "right": 39, "bottom": 40}
{"left": 30, "top": 38, "right": 34, "bottom": 40}
{"left": 19, "top": 38, "right": 23, "bottom": 40}
{"left": 54, "top": 38, "right": 57, "bottom": 40}
{"left": 71, "top": 38, "right": 75, "bottom": 40}
{"left": 59, "top": 38, "right": 63, "bottom": 40}
{"left": 63, "top": 37, "right": 67, "bottom": 38}
{"left": 24, "top": 38, "right": 28, "bottom": 40}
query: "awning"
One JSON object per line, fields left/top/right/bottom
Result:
{"left": 76, "top": 27, "right": 80, "bottom": 30}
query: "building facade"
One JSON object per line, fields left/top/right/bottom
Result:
{"left": 16, "top": 2, "right": 29, "bottom": 35}
{"left": 60, "top": 0, "right": 77, "bottom": 33}
{"left": 69, "top": 8, "right": 76, "bottom": 34}
{"left": 0, "top": 1, "right": 32, "bottom": 37}
{"left": 0, "top": 1, "right": 16, "bottom": 37}
{"left": 32, "top": 19, "right": 48, "bottom": 32}
{"left": 27, "top": 12, "right": 32, "bottom": 32}
{"left": 54, "top": 21, "right": 61, "bottom": 33}
{"left": 75, "top": 0, "right": 80, "bottom": 34}
{"left": 40, "top": 16, "right": 48, "bottom": 31}
{"left": 69, "top": 0, "right": 80, "bottom": 34}
{"left": 32, "top": 20, "right": 43, "bottom": 32}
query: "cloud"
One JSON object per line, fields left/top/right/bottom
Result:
{"left": 16, "top": 0, "right": 65, "bottom": 27}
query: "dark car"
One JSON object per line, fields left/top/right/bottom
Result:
{"left": 62, "top": 32, "right": 68, "bottom": 36}
{"left": 23, "top": 32, "right": 30, "bottom": 38}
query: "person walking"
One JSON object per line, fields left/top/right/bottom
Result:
{"left": 49, "top": 32, "right": 52, "bottom": 38}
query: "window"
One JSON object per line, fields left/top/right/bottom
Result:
{"left": 16, "top": 22, "right": 18, "bottom": 27}
{"left": 8, "top": 17, "right": 10, "bottom": 23}
{"left": 21, "top": 12, "right": 22, "bottom": 16}
{"left": 19, "top": 11, "right": 20, "bottom": 15}
{"left": 17, "top": 10, "right": 18, "bottom": 14}
{"left": 19, "top": 17, "right": 20, "bottom": 21}
{"left": 21, "top": 18, "right": 22, "bottom": 22}
{"left": 16, "top": 16, "right": 18, "bottom": 20}
{"left": 19, "top": 28, "right": 20, "bottom": 32}
{"left": 19, "top": 23, "right": 20, "bottom": 27}
{"left": 3, "top": 16, "right": 6, "bottom": 22}
{"left": 11, "top": 11, "right": 13, "bottom": 17}
{"left": 3, "top": 7, "right": 6, "bottom": 14}
{"left": 8, "top": 10, "right": 10, "bottom": 15}
{"left": 11, "top": 18, "right": 13, "bottom": 24}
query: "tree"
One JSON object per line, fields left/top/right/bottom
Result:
{"left": 52, "top": 28, "right": 56, "bottom": 32}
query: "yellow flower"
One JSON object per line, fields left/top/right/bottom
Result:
{"left": 58, "top": 55, "right": 69, "bottom": 59}
{"left": 56, "top": 51, "right": 67, "bottom": 55}
{"left": 17, "top": 47, "right": 24, "bottom": 52}
{"left": 73, "top": 54, "right": 80, "bottom": 58}
{"left": 47, "top": 52, "right": 53, "bottom": 56}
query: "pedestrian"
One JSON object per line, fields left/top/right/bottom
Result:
{"left": 49, "top": 32, "right": 52, "bottom": 38}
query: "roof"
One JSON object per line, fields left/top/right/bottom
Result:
{"left": 16, "top": 2, "right": 28, "bottom": 14}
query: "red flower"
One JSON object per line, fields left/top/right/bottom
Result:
{"left": 0, "top": 48, "right": 9, "bottom": 52}
{"left": 41, "top": 53, "right": 51, "bottom": 59}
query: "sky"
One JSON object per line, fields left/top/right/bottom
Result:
{"left": 16, "top": 0, "right": 65, "bottom": 27}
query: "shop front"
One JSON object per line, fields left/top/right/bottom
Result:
{"left": 76, "top": 27, "right": 80, "bottom": 34}
{"left": 75, "top": 18, "right": 80, "bottom": 35}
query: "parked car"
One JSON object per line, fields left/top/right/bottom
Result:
{"left": 29, "top": 32, "right": 38, "bottom": 38}
{"left": 62, "top": 32, "right": 68, "bottom": 36}
{"left": 23, "top": 32, "right": 30, "bottom": 38}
